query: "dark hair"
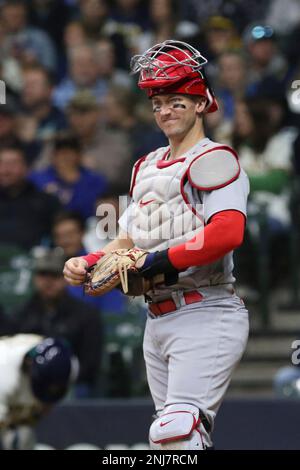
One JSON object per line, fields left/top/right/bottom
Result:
{"left": 0, "top": 141, "right": 28, "bottom": 162}
{"left": 53, "top": 210, "right": 86, "bottom": 232}
{"left": 249, "top": 97, "right": 288, "bottom": 151}
{"left": 53, "top": 133, "right": 81, "bottom": 153}
{"left": 232, "top": 96, "right": 288, "bottom": 153}
{"left": 107, "top": 86, "right": 136, "bottom": 114}
{"left": 22, "top": 64, "right": 55, "bottom": 87}
{"left": 1, "top": 0, "right": 27, "bottom": 10}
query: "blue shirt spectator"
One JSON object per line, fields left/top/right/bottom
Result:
{"left": 30, "top": 165, "right": 107, "bottom": 220}
{"left": 52, "top": 44, "right": 108, "bottom": 110}
{"left": 67, "top": 257, "right": 128, "bottom": 315}
{"left": 29, "top": 133, "right": 108, "bottom": 219}
{"left": 53, "top": 77, "right": 108, "bottom": 111}
{"left": 52, "top": 212, "right": 129, "bottom": 315}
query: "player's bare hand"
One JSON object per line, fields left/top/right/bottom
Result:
{"left": 63, "top": 257, "right": 88, "bottom": 286}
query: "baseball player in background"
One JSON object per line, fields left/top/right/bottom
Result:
{"left": 64, "top": 40, "right": 250, "bottom": 450}
{"left": 0, "top": 334, "right": 78, "bottom": 450}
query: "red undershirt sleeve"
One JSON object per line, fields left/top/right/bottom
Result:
{"left": 168, "top": 210, "right": 246, "bottom": 271}
{"left": 81, "top": 251, "right": 105, "bottom": 267}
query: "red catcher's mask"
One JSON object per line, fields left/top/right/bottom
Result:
{"left": 131, "top": 40, "right": 218, "bottom": 113}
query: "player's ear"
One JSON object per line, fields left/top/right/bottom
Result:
{"left": 195, "top": 97, "right": 207, "bottom": 114}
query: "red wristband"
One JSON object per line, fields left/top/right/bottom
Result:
{"left": 82, "top": 251, "right": 105, "bottom": 268}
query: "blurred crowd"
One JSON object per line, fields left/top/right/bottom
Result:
{"left": 1, "top": 0, "right": 300, "bottom": 398}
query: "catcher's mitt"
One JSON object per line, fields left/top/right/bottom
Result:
{"left": 84, "top": 248, "right": 149, "bottom": 297}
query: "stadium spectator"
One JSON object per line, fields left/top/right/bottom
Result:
{"left": 13, "top": 248, "right": 102, "bottom": 398}
{"left": 215, "top": 50, "right": 247, "bottom": 121}
{"left": 106, "top": 0, "right": 150, "bottom": 64}
{"left": 243, "top": 23, "right": 289, "bottom": 94}
{"left": 29, "top": 133, "right": 108, "bottom": 219}
{"left": 0, "top": 20, "right": 23, "bottom": 95}
{"left": 229, "top": 97, "right": 297, "bottom": 286}
{"left": 0, "top": 143, "right": 61, "bottom": 249}
{"left": 77, "top": 0, "right": 110, "bottom": 41}
{"left": 0, "top": 97, "right": 48, "bottom": 165}
{"left": 52, "top": 210, "right": 128, "bottom": 314}
{"left": 137, "top": 0, "right": 177, "bottom": 53}
{"left": 66, "top": 91, "right": 133, "bottom": 194}
{"left": 110, "top": 0, "right": 150, "bottom": 34}
{"left": 0, "top": 0, "right": 57, "bottom": 71}
{"left": 53, "top": 43, "right": 108, "bottom": 110}
{"left": 0, "top": 101, "right": 19, "bottom": 147}
{"left": 103, "top": 86, "right": 167, "bottom": 162}
{"left": 27, "top": 0, "right": 73, "bottom": 51}
{"left": 178, "top": 0, "right": 271, "bottom": 33}
{"left": 76, "top": 0, "right": 129, "bottom": 69}
{"left": 204, "top": 16, "right": 242, "bottom": 60}
{"left": 63, "top": 20, "right": 88, "bottom": 49}
{"left": 230, "top": 96, "right": 296, "bottom": 214}
{"left": 95, "top": 37, "right": 133, "bottom": 89}
{"left": 18, "top": 65, "right": 67, "bottom": 144}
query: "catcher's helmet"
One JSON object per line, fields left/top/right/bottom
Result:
{"left": 130, "top": 40, "right": 218, "bottom": 113}
{"left": 24, "top": 338, "right": 79, "bottom": 404}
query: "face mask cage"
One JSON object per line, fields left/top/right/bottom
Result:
{"left": 130, "top": 40, "right": 208, "bottom": 82}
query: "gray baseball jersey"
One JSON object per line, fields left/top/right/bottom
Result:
{"left": 119, "top": 137, "right": 250, "bottom": 439}
{"left": 119, "top": 137, "right": 249, "bottom": 301}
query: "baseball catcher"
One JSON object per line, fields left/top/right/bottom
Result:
{"left": 64, "top": 40, "right": 250, "bottom": 450}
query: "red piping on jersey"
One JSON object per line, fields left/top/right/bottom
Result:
{"left": 157, "top": 148, "right": 186, "bottom": 169}
{"left": 187, "top": 145, "right": 240, "bottom": 191}
{"left": 180, "top": 170, "right": 203, "bottom": 222}
{"left": 157, "top": 158, "right": 186, "bottom": 169}
{"left": 129, "top": 155, "right": 147, "bottom": 197}
{"left": 168, "top": 210, "right": 245, "bottom": 270}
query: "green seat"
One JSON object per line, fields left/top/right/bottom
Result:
{"left": 101, "top": 300, "right": 147, "bottom": 397}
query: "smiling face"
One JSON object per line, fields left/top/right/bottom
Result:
{"left": 151, "top": 94, "right": 206, "bottom": 140}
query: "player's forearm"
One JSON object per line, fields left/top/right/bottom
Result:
{"left": 168, "top": 210, "right": 245, "bottom": 269}
{"left": 140, "top": 210, "right": 245, "bottom": 277}
{"left": 82, "top": 229, "right": 134, "bottom": 267}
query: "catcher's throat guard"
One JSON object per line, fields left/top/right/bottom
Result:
{"left": 130, "top": 39, "right": 218, "bottom": 113}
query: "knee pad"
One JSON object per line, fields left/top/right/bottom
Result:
{"left": 149, "top": 403, "right": 212, "bottom": 450}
